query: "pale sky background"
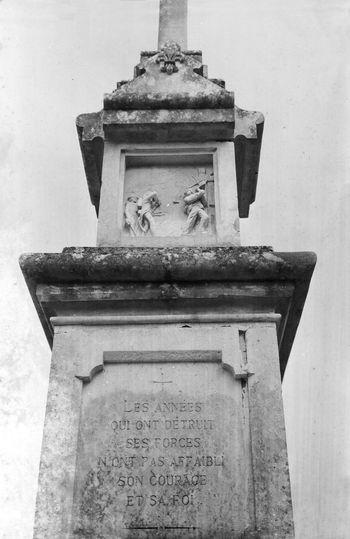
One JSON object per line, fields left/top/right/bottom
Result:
{"left": 0, "top": 0, "right": 350, "bottom": 537}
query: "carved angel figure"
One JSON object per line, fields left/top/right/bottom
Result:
{"left": 183, "top": 181, "right": 209, "bottom": 234}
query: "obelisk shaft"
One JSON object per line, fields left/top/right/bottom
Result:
{"left": 158, "top": 0, "right": 188, "bottom": 50}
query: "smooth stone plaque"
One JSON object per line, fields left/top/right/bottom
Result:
{"left": 72, "top": 352, "right": 254, "bottom": 538}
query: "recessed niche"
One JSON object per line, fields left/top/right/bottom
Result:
{"left": 122, "top": 150, "right": 216, "bottom": 238}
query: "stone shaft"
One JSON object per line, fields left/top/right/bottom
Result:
{"left": 158, "top": 0, "right": 188, "bottom": 49}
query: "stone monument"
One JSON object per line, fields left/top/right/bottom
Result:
{"left": 20, "top": 1, "right": 316, "bottom": 537}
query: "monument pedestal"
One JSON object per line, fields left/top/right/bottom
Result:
{"left": 21, "top": 247, "right": 315, "bottom": 538}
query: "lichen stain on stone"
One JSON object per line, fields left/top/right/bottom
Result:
{"left": 103, "top": 57, "right": 234, "bottom": 111}
{"left": 94, "top": 254, "right": 110, "bottom": 263}
{"left": 74, "top": 468, "right": 114, "bottom": 537}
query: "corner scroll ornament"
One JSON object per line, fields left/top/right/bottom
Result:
{"left": 156, "top": 41, "right": 185, "bottom": 75}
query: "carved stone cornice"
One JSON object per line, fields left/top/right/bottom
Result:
{"left": 19, "top": 246, "right": 316, "bottom": 378}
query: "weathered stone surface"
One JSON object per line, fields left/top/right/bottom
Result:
{"left": 33, "top": 322, "right": 294, "bottom": 538}
{"left": 103, "top": 55, "right": 234, "bottom": 111}
{"left": 19, "top": 246, "right": 316, "bottom": 378}
{"left": 234, "top": 107, "right": 264, "bottom": 217}
{"left": 73, "top": 359, "right": 251, "bottom": 537}
{"left": 19, "top": 246, "right": 315, "bottom": 284}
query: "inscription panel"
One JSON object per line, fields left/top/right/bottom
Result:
{"left": 72, "top": 359, "right": 253, "bottom": 538}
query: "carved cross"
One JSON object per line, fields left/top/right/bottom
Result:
{"left": 152, "top": 370, "right": 173, "bottom": 389}
{"left": 158, "top": 0, "right": 188, "bottom": 50}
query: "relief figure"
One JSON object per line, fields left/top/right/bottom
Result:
{"left": 124, "top": 191, "right": 161, "bottom": 236}
{"left": 183, "top": 180, "right": 209, "bottom": 234}
{"left": 137, "top": 191, "right": 160, "bottom": 235}
{"left": 124, "top": 195, "right": 141, "bottom": 236}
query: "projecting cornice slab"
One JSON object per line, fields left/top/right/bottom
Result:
{"left": 20, "top": 247, "right": 316, "bottom": 378}
{"left": 76, "top": 105, "right": 264, "bottom": 218}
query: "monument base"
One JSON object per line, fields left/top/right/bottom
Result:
{"left": 20, "top": 247, "right": 316, "bottom": 538}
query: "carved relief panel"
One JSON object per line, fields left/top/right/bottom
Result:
{"left": 97, "top": 142, "right": 240, "bottom": 247}
{"left": 123, "top": 152, "right": 216, "bottom": 239}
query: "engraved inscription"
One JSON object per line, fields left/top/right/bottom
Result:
{"left": 94, "top": 399, "right": 223, "bottom": 514}
{"left": 73, "top": 361, "right": 251, "bottom": 537}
